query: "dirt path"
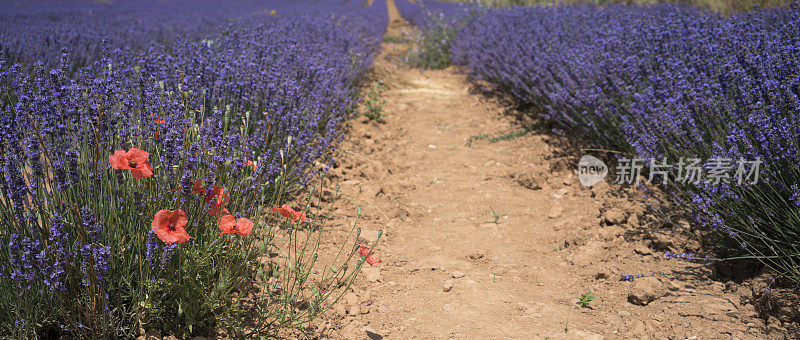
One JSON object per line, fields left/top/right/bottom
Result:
{"left": 315, "top": 1, "right": 781, "bottom": 339}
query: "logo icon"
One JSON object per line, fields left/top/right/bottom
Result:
{"left": 578, "top": 155, "right": 607, "bottom": 187}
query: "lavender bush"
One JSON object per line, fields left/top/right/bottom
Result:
{"left": 395, "top": 0, "right": 479, "bottom": 68}
{"left": 402, "top": 2, "right": 800, "bottom": 283}
{"left": 0, "top": 0, "right": 388, "bottom": 337}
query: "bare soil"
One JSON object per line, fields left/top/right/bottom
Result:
{"left": 310, "top": 1, "right": 794, "bottom": 339}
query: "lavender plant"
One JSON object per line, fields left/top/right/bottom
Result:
{"left": 438, "top": 2, "right": 800, "bottom": 283}
{"left": 396, "top": 0, "right": 480, "bottom": 69}
{"left": 0, "top": 0, "right": 388, "bottom": 336}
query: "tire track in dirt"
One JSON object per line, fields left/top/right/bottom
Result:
{"left": 315, "top": 1, "right": 778, "bottom": 339}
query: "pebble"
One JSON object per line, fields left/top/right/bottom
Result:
{"left": 516, "top": 171, "right": 541, "bottom": 190}
{"left": 443, "top": 281, "right": 453, "bottom": 292}
{"left": 452, "top": 271, "right": 465, "bottom": 278}
{"left": 633, "top": 243, "right": 652, "bottom": 255}
{"left": 628, "top": 276, "right": 663, "bottom": 306}
{"left": 602, "top": 208, "right": 627, "bottom": 225}
{"left": 363, "top": 326, "right": 383, "bottom": 340}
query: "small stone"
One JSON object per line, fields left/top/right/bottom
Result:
{"left": 602, "top": 208, "right": 627, "bottom": 225}
{"left": 362, "top": 326, "right": 384, "bottom": 340}
{"left": 633, "top": 243, "right": 652, "bottom": 255}
{"left": 649, "top": 230, "right": 674, "bottom": 250}
{"left": 618, "top": 310, "right": 631, "bottom": 317}
{"left": 516, "top": 171, "right": 542, "bottom": 190}
{"left": 452, "top": 271, "right": 465, "bottom": 278}
{"left": 360, "top": 305, "right": 371, "bottom": 314}
{"left": 628, "top": 276, "right": 663, "bottom": 306}
{"left": 443, "top": 281, "right": 453, "bottom": 292}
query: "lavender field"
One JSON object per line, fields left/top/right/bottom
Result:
{"left": 2, "top": 0, "right": 800, "bottom": 337}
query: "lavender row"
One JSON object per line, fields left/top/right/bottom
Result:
{"left": 395, "top": 0, "right": 476, "bottom": 28}
{"left": 0, "top": 0, "right": 387, "bottom": 335}
{"left": 442, "top": 3, "right": 800, "bottom": 282}
{"left": 0, "top": 0, "right": 388, "bottom": 70}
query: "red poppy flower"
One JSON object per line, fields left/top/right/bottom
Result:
{"left": 206, "top": 185, "right": 230, "bottom": 213}
{"left": 192, "top": 179, "right": 231, "bottom": 215}
{"left": 109, "top": 148, "right": 154, "bottom": 179}
{"left": 153, "top": 116, "right": 165, "bottom": 138}
{"left": 358, "top": 243, "right": 382, "bottom": 266}
{"left": 218, "top": 214, "right": 254, "bottom": 237}
{"left": 245, "top": 159, "right": 258, "bottom": 171}
{"left": 209, "top": 186, "right": 230, "bottom": 204}
{"left": 193, "top": 178, "right": 205, "bottom": 194}
{"left": 151, "top": 209, "right": 190, "bottom": 244}
{"left": 207, "top": 206, "right": 230, "bottom": 217}
{"left": 196, "top": 181, "right": 229, "bottom": 205}
{"left": 272, "top": 204, "right": 306, "bottom": 223}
